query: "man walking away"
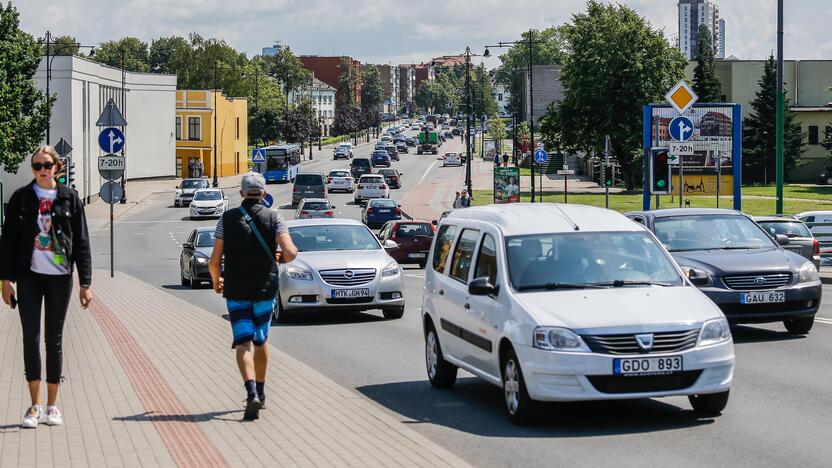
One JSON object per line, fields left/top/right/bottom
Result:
{"left": 493, "top": 152, "right": 501, "bottom": 168}
{"left": 460, "top": 190, "right": 471, "bottom": 208}
{"left": 195, "top": 159, "right": 204, "bottom": 178}
{"left": 452, "top": 191, "right": 462, "bottom": 209}
{"left": 209, "top": 172, "right": 298, "bottom": 421}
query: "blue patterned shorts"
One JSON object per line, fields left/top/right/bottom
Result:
{"left": 227, "top": 298, "right": 275, "bottom": 348}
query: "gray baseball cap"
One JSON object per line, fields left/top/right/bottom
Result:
{"left": 241, "top": 172, "right": 266, "bottom": 196}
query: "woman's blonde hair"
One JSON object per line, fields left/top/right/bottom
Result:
{"left": 31, "top": 145, "right": 65, "bottom": 181}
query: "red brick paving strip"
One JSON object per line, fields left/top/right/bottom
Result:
{"left": 87, "top": 297, "right": 228, "bottom": 468}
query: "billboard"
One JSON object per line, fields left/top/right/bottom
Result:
{"left": 483, "top": 140, "right": 497, "bottom": 161}
{"left": 643, "top": 103, "right": 742, "bottom": 209}
{"left": 494, "top": 167, "right": 521, "bottom": 204}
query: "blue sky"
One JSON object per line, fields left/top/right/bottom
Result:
{"left": 17, "top": 0, "right": 832, "bottom": 66}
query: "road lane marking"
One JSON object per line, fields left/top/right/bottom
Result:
{"left": 815, "top": 317, "right": 832, "bottom": 325}
{"left": 416, "top": 160, "right": 439, "bottom": 186}
{"left": 116, "top": 220, "right": 187, "bottom": 224}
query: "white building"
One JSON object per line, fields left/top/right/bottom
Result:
{"left": 678, "top": 1, "right": 725, "bottom": 59}
{"left": 287, "top": 77, "right": 336, "bottom": 136}
{"left": 492, "top": 82, "right": 512, "bottom": 117}
{"left": 2, "top": 55, "right": 177, "bottom": 204}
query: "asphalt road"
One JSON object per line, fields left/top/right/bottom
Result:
{"left": 90, "top": 130, "right": 832, "bottom": 467}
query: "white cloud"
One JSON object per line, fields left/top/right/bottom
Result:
{"left": 15, "top": 0, "right": 832, "bottom": 63}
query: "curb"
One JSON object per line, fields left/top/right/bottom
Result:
{"left": 821, "top": 272, "right": 832, "bottom": 285}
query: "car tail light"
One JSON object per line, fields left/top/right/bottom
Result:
{"left": 395, "top": 207, "right": 401, "bottom": 214}
{"left": 383, "top": 184, "right": 388, "bottom": 190}
{"left": 367, "top": 208, "right": 374, "bottom": 215}
{"left": 300, "top": 211, "right": 309, "bottom": 215}
{"left": 357, "top": 184, "right": 364, "bottom": 189}
{"left": 324, "top": 210, "right": 334, "bottom": 216}
{"left": 813, "top": 238, "right": 821, "bottom": 255}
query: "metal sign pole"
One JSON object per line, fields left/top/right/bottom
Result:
{"left": 564, "top": 173, "right": 568, "bottom": 204}
{"left": 539, "top": 162, "right": 543, "bottom": 201}
{"left": 604, "top": 135, "right": 610, "bottom": 209}
{"left": 716, "top": 152, "right": 721, "bottom": 208}
{"left": 110, "top": 203, "right": 114, "bottom": 278}
{"left": 679, "top": 155, "right": 684, "bottom": 208}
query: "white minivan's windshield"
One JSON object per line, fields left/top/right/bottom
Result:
{"left": 653, "top": 215, "right": 775, "bottom": 252}
{"left": 506, "top": 232, "right": 683, "bottom": 291}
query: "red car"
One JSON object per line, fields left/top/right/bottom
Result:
{"left": 378, "top": 220, "right": 436, "bottom": 268}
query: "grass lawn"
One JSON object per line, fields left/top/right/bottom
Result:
{"left": 740, "top": 185, "right": 832, "bottom": 201}
{"left": 472, "top": 190, "right": 832, "bottom": 216}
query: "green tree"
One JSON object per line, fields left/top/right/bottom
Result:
{"left": 249, "top": 107, "right": 280, "bottom": 146}
{"left": 336, "top": 58, "right": 359, "bottom": 107}
{"left": 148, "top": 35, "right": 189, "bottom": 74}
{"left": 360, "top": 64, "right": 383, "bottom": 112}
{"left": 42, "top": 34, "right": 79, "bottom": 56}
{"left": 487, "top": 116, "right": 507, "bottom": 152}
{"left": 742, "top": 55, "right": 805, "bottom": 183}
{"left": 558, "top": 1, "right": 687, "bottom": 188}
{"left": 822, "top": 125, "right": 832, "bottom": 163}
{"left": 692, "top": 24, "right": 723, "bottom": 102}
{"left": 494, "top": 26, "right": 568, "bottom": 118}
{"left": 537, "top": 102, "right": 564, "bottom": 154}
{"left": 331, "top": 104, "right": 362, "bottom": 136}
{"left": 92, "top": 37, "right": 150, "bottom": 72}
{"left": 0, "top": 3, "right": 53, "bottom": 172}
{"left": 470, "top": 64, "right": 497, "bottom": 119}
{"left": 265, "top": 46, "right": 309, "bottom": 97}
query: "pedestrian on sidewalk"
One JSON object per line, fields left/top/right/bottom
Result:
{"left": 493, "top": 152, "right": 502, "bottom": 168}
{"left": 452, "top": 191, "right": 462, "bottom": 209}
{"left": 195, "top": 158, "right": 204, "bottom": 178}
{"left": 0, "top": 145, "right": 93, "bottom": 429}
{"left": 209, "top": 172, "right": 298, "bottom": 421}
{"left": 188, "top": 158, "right": 196, "bottom": 178}
{"left": 459, "top": 190, "right": 471, "bottom": 208}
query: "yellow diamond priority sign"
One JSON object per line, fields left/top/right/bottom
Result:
{"left": 665, "top": 80, "right": 699, "bottom": 115}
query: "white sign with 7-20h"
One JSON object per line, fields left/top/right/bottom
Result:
{"left": 669, "top": 142, "right": 694, "bottom": 157}
{"left": 98, "top": 154, "right": 125, "bottom": 180}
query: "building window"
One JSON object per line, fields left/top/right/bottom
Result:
{"left": 188, "top": 117, "right": 201, "bottom": 141}
{"left": 176, "top": 116, "right": 182, "bottom": 140}
{"left": 808, "top": 126, "right": 819, "bottom": 145}
{"left": 236, "top": 117, "right": 240, "bottom": 140}
{"left": 498, "top": 93, "right": 503, "bottom": 101}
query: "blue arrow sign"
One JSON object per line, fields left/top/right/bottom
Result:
{"left": 669, "top": 116, "right": 694, "bottom": 142}
{"left": 261, "top": 193, "right": 274, "bottom": 208}
{"left": 251, "top": 149, "right": 266, "bottom": 163}
{"left": 98, "top": 127, "right": 125, "bottom": 154}
{"left": 534, "top": 148, "right": 549, "bottom": 164}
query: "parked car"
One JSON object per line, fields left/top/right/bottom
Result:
{"left": 291, "top": 173, "right": 327, "bottom": 207}
{"left": 188, "top": 189, "right": 228, "bottom": 220}
{"left": 350, "top": 158, "right": 373, "bottom": 179}
{"left": 378, "top": 220, "right": 435, "bottom": 268}
{"left": 754, "top": 216, "right": 821, "bottom": 270}
{"left": 424, "top": 204, "right": 734, "bottom": 423}
{"left": 296, "top": 198, "right": 335, "bottom": 220}
{"left": 326, "top": 169, "right": 354, "bottom": 193}
{"left": 174, "top": 178, "right": 210, "bottom": 207}
{"left": 275, "top": 219, "right": 405, "bottom": 322}
{"left": 377, "top": 168, "right": 402, "bottom": 189}
{"left": 371, "top": 151, "right": 392, "bottom": 167}
{"left": 180, "top": 226, "right": 218, "bottom": 287}
{"left": 627, "top": 209, "right": 822, "bottom": 335}
{"left": 816, "top": 166, "right": 832, "bottom": 185}
{"left": 384, "top": 144, "right": 400, "bottom": 161}
{"left": 443, "top": 152, "right": 462, "bottom": 167}
{"left": 362, "top": 198, "right": 402, "bottom": 228}
{"left": 354, "top": 174, "right": 389, "bottom": 205}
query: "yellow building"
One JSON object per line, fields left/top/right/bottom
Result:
{"left": 176, "top": 90, "right": 248, "bottom": 180}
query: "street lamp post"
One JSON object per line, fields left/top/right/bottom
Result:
{"left": 39, "top": 31, "right": 95, "bottom": 144}
{"left": 485, "top": 29, "right": 543, "bottom": 202}
{"left": 212, "top": 62, "right": 219, "bottom": 187}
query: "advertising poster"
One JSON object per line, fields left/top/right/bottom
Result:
{"left": 494, "top": 167, "right": 521, "bottom": 204}
{"left": 483, "top": 140, "right": 497, "bottom": 161}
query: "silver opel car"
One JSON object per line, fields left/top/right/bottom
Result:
{"left": 274, "top": 218, "right": 405, "bottom": 322}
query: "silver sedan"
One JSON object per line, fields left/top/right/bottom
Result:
{"left": 274, "top": 218, "right": 405, "bottom": 322}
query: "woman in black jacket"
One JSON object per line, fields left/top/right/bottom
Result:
{"left": 0, "top": 145, "right": 93, "bottom": 429}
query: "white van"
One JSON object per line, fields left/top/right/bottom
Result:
{"left": 421, "top": 204, "right": 734, "bottom": 423}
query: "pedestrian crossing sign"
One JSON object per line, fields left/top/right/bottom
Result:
{"left": 252, "top": 149, "right": 266, "bottom": 163}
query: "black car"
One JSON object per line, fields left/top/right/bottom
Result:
{"left": 451, "top": 128, "right": 461, "bottom": 136}
{"left": 395, "top": 142, "right": 408, "bottom": 154}
{"left": 371, "top": 151, "right": 392, "bottom": 167}
{"left": 180, "top": 226, "right": 218, "bottom": 287}
{"left": 384, "top": 145, "right": 400, "bottom": 161}
{"left": 405, "top": 137, "right": 417, "bottom": 147}
{"left": 350, "top": 157, "right": 373, "bottom": 178}
{"left": 377, "top": 168, "right": 403, "bottom": 189}
{"left": 626, "top": 208, "right": 822, "bottom": 335}
{"left": 817, "top": 166, "right": 832, "bottom": 185}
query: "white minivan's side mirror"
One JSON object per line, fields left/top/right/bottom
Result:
{"left": 382, "top": 239, "right": 399, "bottom": 250}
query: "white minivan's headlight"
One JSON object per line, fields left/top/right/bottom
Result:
{"left": 286, "top": 264, "right": 313, "bottom": 281}
{"left": 798, "top": 261, "right": 819, "bottom": 283}
{"left": 533, "top": 327, "right": 590, "bottom": 352}
{"left": 697, "top": 318, "right": 731, "bottom": 347}
{"left": 382, "top": 261, "right": 401, "bottom": 277}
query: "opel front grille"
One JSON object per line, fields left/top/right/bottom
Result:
{"left": 319, "top": 268, "right": 376, "bottom": 286}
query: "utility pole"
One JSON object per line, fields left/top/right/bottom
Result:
{"left": 120, "top": 48, "right": 127, "bottom": 203}
{"left": 775, "top": 0, "right": 785, "bottom": 214}
{"left": 465, "top": 48, "right": 473, "bottom": 196}
{"left": 213, "top": 62, "right": 219, "bottom": 188}
{"left": 604, "top": 135, "right": 610, "bottom": 209}
{"left": 528, "top": 30, "right": 536, "bottom": 202}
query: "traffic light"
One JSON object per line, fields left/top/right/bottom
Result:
{"left": 67, "top": 160, "right": 76, "bottom": 187}
{"left": 603, "top": 164, "right": 614, "bottom": 187}
{"left": 57, "top": 157, "right": 69, "bottom": 184}
{"left": 649, "top": 148, "right": 672, "bottom": 195}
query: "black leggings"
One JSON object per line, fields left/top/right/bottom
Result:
{"left": 17, "top": 272, "right": 73, "bottom": 384}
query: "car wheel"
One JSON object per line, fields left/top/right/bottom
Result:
{"left": 784, "top": 316, "right": 814, "bottom": 335}
{"left": 188, "top": 265, "right": 198, "bottom": 288}
{"left": 425, "top": 322, "right": 457, "bottom": 388}
{"left": 688, "top": 390, "right": 729, "bottom": 416}
{"left": 502, "top": 347, "right": 540, "bottom": 424}
{"left": 382, "top": 306, "right": 404, "bottom": 320}
{"left": 273, "top": 296, "right": 293, "bottom": 323}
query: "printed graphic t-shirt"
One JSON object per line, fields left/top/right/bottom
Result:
{"left": 31, "top": 184, "right": 69, "bottom": 275}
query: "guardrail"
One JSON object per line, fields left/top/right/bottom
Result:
{"left": 805, "top": 221, "right": 832, "bottom": 258}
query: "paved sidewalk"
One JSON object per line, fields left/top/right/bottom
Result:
{"left": 0, "top": 270, "right": 469, "bottom": 467}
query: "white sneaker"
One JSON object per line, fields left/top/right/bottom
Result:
{"left": 46, "top": 406, "right": 63, "bottom": 426}
{"left": 21, "top": 405, "right": 44, "bottom": 429}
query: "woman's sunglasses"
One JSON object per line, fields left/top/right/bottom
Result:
{"left": 31, "top": 162, "right": 55, "bottom": 171}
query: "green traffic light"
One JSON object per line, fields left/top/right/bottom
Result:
{"left": 657, "top": 180, "right": 666, "bottom": 188}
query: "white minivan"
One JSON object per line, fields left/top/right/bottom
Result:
{"left": 422, "top": 204, "right": 735, "bottom": 424}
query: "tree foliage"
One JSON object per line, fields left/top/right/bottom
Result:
{"left": 557, "top": 1, "right": 687, "bottom": 188}
{"left": 262, "top": 46, "right": 309, "bottom": 97}
{"left": 742, "top": 55, "right": 805, "bottom": 183}
{"left": 0, "top": 3, "right": 53, "bottom": 172}
{"left": 249, "top": 107, "right": 280, "bottom": 146}
{"left": 332, "top": 104, "right": 362, "bottom": 136}
{"left": 92, "top": 37, "right": 150, "bottom": 72}
{"left": 148, "top": 35, "right": 189, "bottom": 74}
{"left": 337, "top": 58, "right": 359, "bottom": 107}
{"left": 692, "top": 24, "right": 723, "bottom": 102}
{"left": 537, "top": 102, "right": 564, "bottom": 153}
{"left": 360, "top": 64, "right": 383, "bottom": 111}
{"left": 282, "top": 99, "right": 316, "bottom": 144}
{"left": 823, "top": 125, "right": 832, "bottom": 163}
{"left": 471, "top": 64, "right": 498, "bottom": 118}
{"left": 43, "top": 34, "right": 79, "bottom": 56}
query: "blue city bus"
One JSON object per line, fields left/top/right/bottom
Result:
{"left": 252, "top": 144, "right": 302, "bottom": 183}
